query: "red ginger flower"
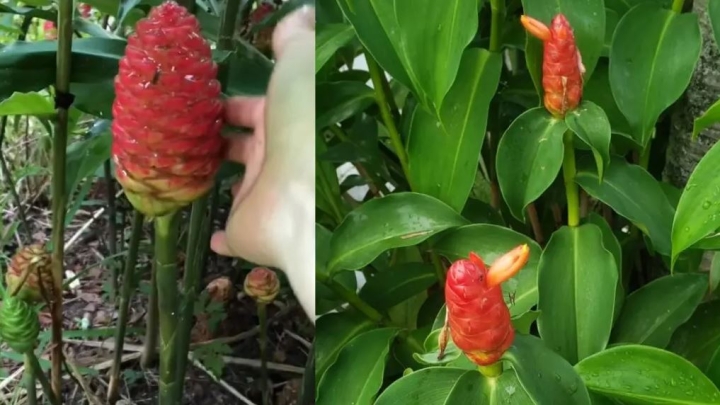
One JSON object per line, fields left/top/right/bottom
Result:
{"left": 521, "top": 14, "right": 585, "bottom": 118}
{"left": 112, "top": 1, "right": 224, "bottom": 217}
{"left": 440, "top": 245, "right": 530, "bottom": 366}
{"left": 43, "top": 21, "right": 56, "bottom": 40}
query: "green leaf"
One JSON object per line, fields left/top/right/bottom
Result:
{"left": 433, "top": 224, "right": 541, "bottom": 317}
{"left": 407, "top": 49, "right": 502, "bottom": 212}
{"left": 565, "top": 101, "right": 612, "bottom": 181}
{"left": 605, "top": 0, "right": 671, "bottom": 16}
{"left": 712, "top": 253, "right": 720, "bottom": 294}
{"left": 376, "top": 367, "right": 533, "bottom": 404}
{"left": 668, "top": 300, "right": 720, "bottom": 374}
{"left": 691, "top": 98, "right": 720, "bottom": 141}
{"left": 328, "top": 192, "right": 468, "bottom": 273}
{"left": 0, "top": 4, "right": 55, "bottom": 20}
{"left": 316, "top": 23, "right": 356, "bottom": 73}
{"left": 583, "top": 60, "right": 632, "bottom": 139}
{"left": 672, "top": 140, "right": 720, "bottom": 268}
{"left": 496, "top": 107, "right": 567, "bottom": 221}
{"left": 316, "top": 81, "right": 375, "bottom": 129}
{"left": 316, "top": 224, "right": 356, "bottom": 314}
{"left": 611, "top": 273, "right": 706, "bottom": 348}
{"left": 0, "top": 92, "right": 54, "bottom": 116}
{"left": 116, "top": 0, "right": 143, "bottom": 28}
{"left": 537, "top": 224, "right": 618, "bottom": 364}
{"left": 317, "top": 327, "right": 399, "bottom": 405}
{"left": 337, "top": 0, "right": 478, "bottom": 111}
{"left": 584, "top": 212, "right": 624, "bottom": 323}
{"left": 576, "top": 156, "right": 674, "bottom": 257}
{"left": 513, "top": 310, "right": 540, "bottom": 335}
{"left": 358, "top": 263, "right": 436, "bottom": 311}
{"left": 503, "top": 334, "right": 591, "bottom": 405}
{"left": 65, "top": 130, "right": 112, "bottom": 198}
{"left": 522, "top": 0, "right": 606, "bottom": 95}
{"left": 575, "top": 345, "right": 720, "bottom": 404}
{"left": 709, "top": 0, "right": 720, "bottom": 51}
{"left": 609, "top": 2, "right": 701, "bottom": 145}
{"left": 315, "top": 312, "right": 376, "bottom": 385}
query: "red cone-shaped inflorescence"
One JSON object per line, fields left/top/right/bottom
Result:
{"left": 521, "top": 14, "right": 584, "bottom": 118}
{"left": 112, "top": 1, "right": 224, "bottom": 217}
{"left": 442, "top": 245, "right": 530, "bottom": 366}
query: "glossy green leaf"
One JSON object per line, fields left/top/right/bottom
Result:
{"left": 575, "top": 345, "right": 720, "bottom": 404}
{"left": 583, "top": 60, "right": 632, "bottom": 139}
{"left": 584, "top": 213, "right": 624, "bottom": 323}
{"left": 317, "top": 327, "right": 399, "bottom": 405}
{"left": 359, "top": 263, "right": 436, "bottom": 311}
{"left": 668, "top": 300, "right": 720, "bottom": 374}
{"left": 709, "top": 0, "right": 720, "bottom": 51}
{"left": 65, "top": 130, "right": 112, "bottom": 198}
{"left": 315, "top": 312, "right": 376, "bottom": 384}
{"left": 337, "top": 0, "right": 477, "bottom": 111}
{"left": 316, "top": 81, "right": 375, "bottom": 129}
{"left": 576, "top": 156, "right": 674, "bottom": 257}
{"left": 609, "top": 3, "right": 701, "bottom": 145}
{"left": 712, "top": 252, "right": 720, "bottom": 294}
{"left": 513, "top": 310, "right": 540, "bottom": 335}
{"left": 611, "top": 273, "right": 706, "bottom": 348}
{"left": 376, "top": 367, "right": 532, "bottom": 404}
{"left": 522, "top": 0, "right": 605, "bottom": 95}
{"left": 672, "top": 140, "right": 720, "bottom": 268}
{"left": 537, "top": 224, "right": 618, "bottom": 364}
{"left": 604, "top": 0, "right": 671, "bottom": 16}
{"left": 503, "top": 334, "right": 591, "bottom": 405}
{"left": 0, "top": 92, "right": 54, "bottom": 116}
{"left": 407, "top": 49, "right": 502, "bottom": 212}
{"left": 316, "top": 224, "right": 356, "bottom": 314}
{"left": 496, "top": 107, "right": 567, "bottom": 221}
{"left": 328, "top": 192, "right": 468, "bottom": 272}
{"left": 316, "top": 23, "right": 356, "bottom": 73}
{"left": 692, "top": 98, "right": 720, "bottom": 141}
{"left": 0, "top": 4, "right": 55, "bottom": 20}
{"left": 414, "top": 329, "right": 463, "bottom": 366}
{"left": 433, "top": 224, "right": 541, "bottom": 317}
{"left": 565, "top": 101, "right": 612, "bottom": 181}
{"left": 602, "top": 8, "right": 620, "bottom": 57}
{"left": 116, "top": 0, "right": 143, "bottom": 28}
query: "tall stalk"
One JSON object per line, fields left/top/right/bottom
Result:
{"left": 258, "top": 302, "right": 269, "bottom": 405}
{"left": 50, "top": 0, "right": 75, "bottom": 396}
{"left": 140, "top": 242, "right": 159, "bottom": 368}
{"left": 171, "top": 191, "right": 214, "bottom": 402}
{"left": 23, "top": 355, "right": 37, "bottom": 405}
{"left": 107, "top": 210, "right": 144, "bottom": 403}
{"left": 562, "top": 131, "right": 580, "bottom": 227}
{"left": 155, "top": 212, "right": 180, "bottom": 404}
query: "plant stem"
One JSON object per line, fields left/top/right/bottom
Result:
{"left": 23, "top": 354, "right": 37, "bottom": 405}
{"left": 155, "top": 212, "right": 180, "bottom": 405}
{"left": 526, "top": 202, "right": 545, "bottom": 244}
{"left": 562, "top": 131, "right": 580, "bottom": 227}
{"left": 0, "top": 117, "right": 31, "bottom": 242}
{"left": 366, "top": 53, "right": 411, "bottom": 183}
{"left": 489, "top": 0, "right": 505, "bottom": 53}
{"left": 141, "top": 249, "right": 159, "bottom": 368}
{"left": 671, "top": 0, "right": 684, "bottom": 13}
{"left": 478, "top": 362, "right": 503, "bottom": 378}
{"left": 104, "top": 161, "right": 119, "bottom": 301}
{"left": 639, "top": 142, "right": 651, "bottom": 169}
{"left": 107, "top": 210, "right": 144, "bottom": 404}
{"left": 27, "top": 351, "right": 58, "bottom": 405}
{"left": 320, "top": 276, "right": 384, "bottom": 323}
{"left": 430, "top": 251, "right": 446, "bottom": 285}
{"left": 258, "top": 302, "right": 269, "bottom": 405}
{"left": 172, "top": 192, "right": 214, "bottom": 403}
{"left": 51, "top": 0, "right": 74, "bottom": 396}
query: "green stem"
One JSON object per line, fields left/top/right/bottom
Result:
{"left": 430, "top": 251, "right": 446, "bottom": 285}
{"left": 562, "top": 131, "right": 580, "bottom": 227}
{"left": 258, "top": 303, "right": 269, "bottom": 405}
{"left": 489, "top": 0, "right": 505, "bottom": 53}
{"left": 320, "top": 276, "right": 384, "bottom": 323}
{"left": 107, "top": 210, "right": 144, "bottom": 404}
{"left": 104, "top": 161, "right": 118, "bottom": 302}
{"left": 155, "top": 212, "right": 180, "bottom": 405}
{"left": 639, "top": 142, "right": 651, "bottom": 169}
{"left": 51, "top": 0, "right": 74, "bottom": 396}
{"left": 366, "top": 53, "right": 411, "bottom": 184}
{"left": 141, "top": 249, "right": 159, "bottom": 368}
{"left": 23, "top": 354, "right": 37, "bottom": 405}
{"left": 671, "top": 0, "right": 684, "bottom": 13}
{"left": 27, "top": 351, "right": 58, "bottom": 405}
{"left": 477, "top": 362, "right": 503, "bottom": 378}
{"left": 173, "top": 192, "right": 214, "bottom": 403}
{"left": 217, "top": 0, "right": 242, "bottom": 90}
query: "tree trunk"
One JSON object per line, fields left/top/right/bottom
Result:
{"left": 663, "top": 0, "right": 720, "bottom": 271}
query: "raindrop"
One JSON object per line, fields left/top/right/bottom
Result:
{"left": 702, "top": 200, "right": 712, "bottom": 209}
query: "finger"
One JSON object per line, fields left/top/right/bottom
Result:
{"left": 224, "top": 96, "right": 265, "bottom": 128}
{"left": 224, "top": 134, "right": 255, "bottom": 164}
{"left": 210, "top": 231, "right": 234, "bottom": 257}
{"left": 231, "top": 180, "right": 242, "bottom": 197}
{"left": 272, "top": 6, "right": 315, "bottom": 60}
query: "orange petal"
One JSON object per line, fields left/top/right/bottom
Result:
{"left": 486, "top": 244, "right": 530, "bottom": 288}
{"left": 520, "top": 15, "right": 551, "bottom": 42}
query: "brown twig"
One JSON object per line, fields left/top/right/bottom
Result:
{"left": 526, "top": 203, "right": 544, "bottom": 244}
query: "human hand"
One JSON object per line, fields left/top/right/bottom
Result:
{"left": 210, "top": 6, "right": 315, "bottom": 321}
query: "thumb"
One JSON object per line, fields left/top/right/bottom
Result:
{"left": 272, "top": 5, "right": 315, "bottom": 61}
{"left": 210, "top": 231, "right": 234, "bottom": 257}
